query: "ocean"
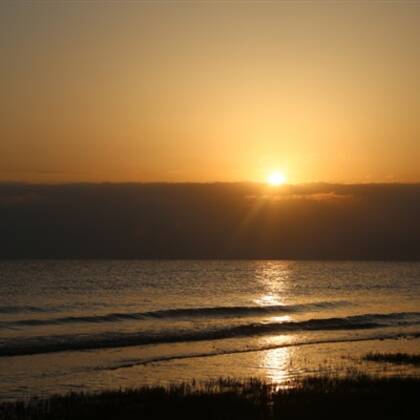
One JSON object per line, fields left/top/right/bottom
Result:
{"left": 0, "top": 260, "right": 419, "bottom": 401}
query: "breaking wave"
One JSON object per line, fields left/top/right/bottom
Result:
{"left": 0, "top": 301, "right": 350, "bottom": 328}
{"left": 1, "top": 311, "right": 419, "bottom": 357}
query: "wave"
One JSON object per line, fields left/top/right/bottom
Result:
{"left": 0, "top": 300, "right": 349, "bottom": 328}
{"left": 0, "top": 305, "right": 57, "bottom": 314}
{"left": 0, "top": 303, "right": 115, "bottom": 315}
{"left": 1, "top": 311, "right": 419, "bottom": 357}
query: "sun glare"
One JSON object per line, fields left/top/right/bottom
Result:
{"left": 267, "top": 172, "right": 286, "bottom": 186}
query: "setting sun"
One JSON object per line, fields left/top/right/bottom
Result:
{"left": 267, "top": 172, "right": 287, "bottom": 186}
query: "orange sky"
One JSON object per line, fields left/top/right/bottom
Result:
{"left": 1, "top": 1, "right": 420, "bottom": 184}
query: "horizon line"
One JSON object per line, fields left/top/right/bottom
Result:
{"left": 1, "top": 181, "right": 420, "bottom": 187}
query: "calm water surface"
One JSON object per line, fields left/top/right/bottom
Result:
{"left": 0, "top": 260, "right": 419, "bottom": 400}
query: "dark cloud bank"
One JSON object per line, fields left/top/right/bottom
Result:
{"left": 0, "top": 183, "right": 419, "bottom": 260}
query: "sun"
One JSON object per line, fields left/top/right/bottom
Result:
{"left": 267, "top": 171, "right": 286, "bottom": 186}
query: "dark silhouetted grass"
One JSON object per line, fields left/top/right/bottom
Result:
{"left": 364, "top": 352, "right": 420, "bottom": 366}
{"left": 1, "top": 374, "right": 419, "bottom": 420}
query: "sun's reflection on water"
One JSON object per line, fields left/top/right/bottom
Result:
{"left": 269, "top": 315, "right": 291, "bottom": 323}
{"left": 260, "top": 344, "right": 293, "bottom": 387}
{"left": 253, "top": 261, "right": 291, "bottom": 307}
{"left": 253, "top": 262, "right": 295, "bottom": 387}
{"left": 255, "top": 292, "right": 282, "bottom": 306}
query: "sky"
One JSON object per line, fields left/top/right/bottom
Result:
{"left": 1, "top": 1, "right": 420, "bottom": 184}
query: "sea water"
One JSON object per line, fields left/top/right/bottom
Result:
{"left": 0, "top": 260, "right": 419, "bottom": 400}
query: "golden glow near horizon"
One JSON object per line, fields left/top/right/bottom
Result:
{"left": 267, "top": 172, "right": 287, "bottom": 186}
{"left": 1, "top": 2, "right": 420, "bottom": 183}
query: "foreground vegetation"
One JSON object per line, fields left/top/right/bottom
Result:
{"left": 1, "top": 372, "right": 419, "bottom": 420}
{"left": 363, "top": 352, "right": 420, "bottom": 366}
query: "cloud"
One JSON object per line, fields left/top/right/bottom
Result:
{"left": 0, "top": 182, "right": 419, "bottom": 260}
